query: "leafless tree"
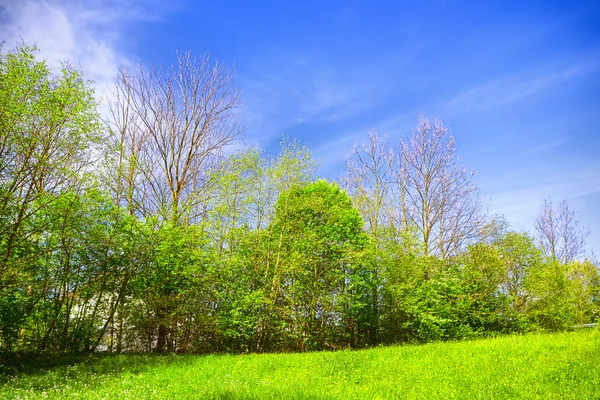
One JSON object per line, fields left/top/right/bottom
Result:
{"left": 396, "top": 116, "right": 486, "bottom": 259}
{"left": 343, "top": 130, "right": 395, "bottom": 236}
{"left": 535, "top": 198, "right": 588, "bottom": 263}
{"left": 108, "top": 51, "right": 244, "bottom": 225}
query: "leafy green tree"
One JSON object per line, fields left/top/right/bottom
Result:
{"left": 0, "top": 42, "right": 100, "bottom": 276}
{"left": 494, "top": 231, "right": 543, "bottom": 314}
{"left": 377, "top": 233, "right": 425, "bottom": 343}
{"left": 525, "top": 260, "right": 573, "bottom": 330}
{"left": 190, "top": 140, "right": 319, "bottom": 353}
{"left": 0, "top": 43, "right": 101, "bottom": 351}
{"left": 525, "top": 259, "right": 600, "bottom": 331}
{"left": 568, "top": 260, "right": 600, "bottom": 325}
{"left": 458, "top": 242, "right": 520, "bottom": 334}
{"left": 268, "top": 180, "right": 369, "bottom": 350}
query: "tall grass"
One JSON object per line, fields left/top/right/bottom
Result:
{"left": 2, "top": 330, "right": 598, "bottom": 399}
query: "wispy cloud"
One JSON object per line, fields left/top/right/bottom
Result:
{"left": 521, "top": 135, "right": 571, "bottom": 155}
{"left": 239, "top": 48, "right": 397, "bottom": 149}
{"left": 342, "top": 60, "right": 598, "bottom": 151}
{"left": 440, "top": 57, "right": 600, "bottom": 117}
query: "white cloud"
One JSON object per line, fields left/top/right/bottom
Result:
{"left": 0, "top": 0, "right": 169, "bottom": 116}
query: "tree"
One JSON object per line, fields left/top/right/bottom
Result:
{"left": 0, "top": 42, "right": 101, "bottom": 280}
{"left": 108, "top": 51, "right": 243, "bottom": 224}
{"left": 343, "top": 130, "right": 396, "bottom": 344}
{"left": 106, "top": 50, "right": 243, "bottom": 352}
{"left": 343, "top": 130, "right": 395, "bottom": 235}
{"left": 0, "top": 43, "right": 102, "bottom": 351}
{"left": 495, "top": 231, "right": 543, "bottom": 313}
{"left": 535, "top": 198, "right": 588, "bottom": 263}
{"left": 397, "top": 116, "right": 486, "bottom": 260}
{"left": 567, "top": 260, "right": 600, "bottom": 325}
{"left": 459, "top": 241, "right": 519, "bottom": 334}
{"left": 269, "top": 180, "right": 370, "bottom": 350}
{"left": 526, "top": 259, "right": 575, "bottom": 330}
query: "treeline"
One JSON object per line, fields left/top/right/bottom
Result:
{"left": 1, "top": 44, "right": 598, "bottom": 354}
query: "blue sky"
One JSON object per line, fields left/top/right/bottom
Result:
{"left": 2, "top": 0, "right": 599, "bottom": 256}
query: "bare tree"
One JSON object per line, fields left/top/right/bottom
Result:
{"left": 343, "top": 130, "right": 395, "bottom": 236}
{"left": 109, "top": 51, "right": 244, "bottom": 225}
{"left": 397, "top": 116, "right": 485, "bottom": 259}
{"left": 535, "top": 198, "right": 588, "bottom": 263}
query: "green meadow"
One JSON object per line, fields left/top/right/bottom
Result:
{"left": 2, "top": 329, "right": 598, "bottom": 399}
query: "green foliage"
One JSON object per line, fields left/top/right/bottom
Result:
{"left": 568, "top": 260, "right": 600, "bottom": 324}
{"left": 269, "top": 180, "right": 370, "bottom": 350}
{"left": 526, "top": 259, "right": 600, "bottom": 331}
{"left": 493, "top": 231, "right": 544, "bottom": 313}
{"left": 458, "top": 242, "right": 523, "bottom": 333}
{"left": 0, "top": 42, "right": 103, "bottom": 352}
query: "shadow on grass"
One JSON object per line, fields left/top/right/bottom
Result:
{"left": 0, "top": 351, "right": 192, "bottom": 389}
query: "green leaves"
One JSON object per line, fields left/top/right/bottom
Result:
{"left": 0, "top": 42, "right": 105, "bottom": 352}
{"left": 268, "top": 180, "right": 371, "bottom": 350}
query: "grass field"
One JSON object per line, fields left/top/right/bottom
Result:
{"left": 1, "top": 330, "right": 599, "bottom": 399}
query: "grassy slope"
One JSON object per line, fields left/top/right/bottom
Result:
{"left": 1, "top": 330, "right": 599, "bottom": 399}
